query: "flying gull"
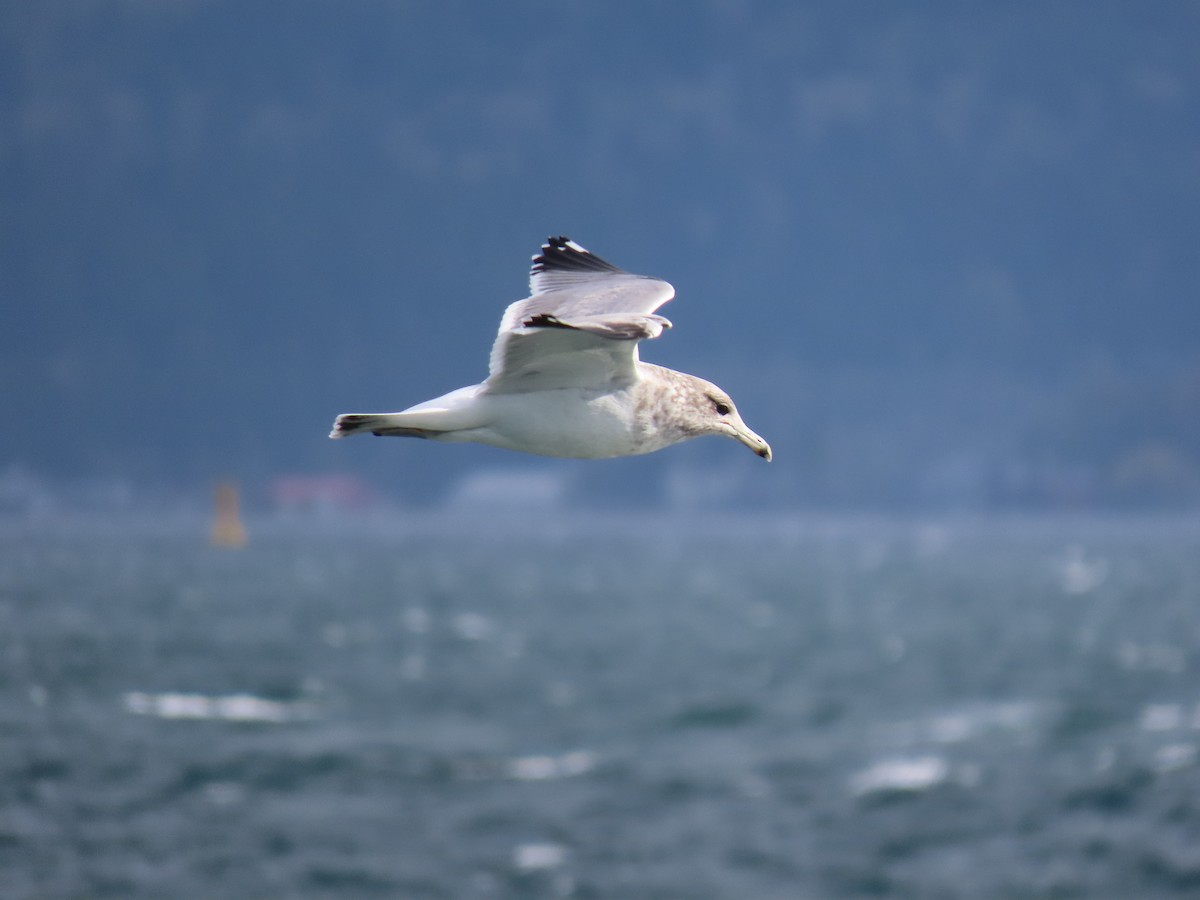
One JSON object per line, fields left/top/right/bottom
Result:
{"left": 329, "top": 236, "right": 772, "bottom": 461}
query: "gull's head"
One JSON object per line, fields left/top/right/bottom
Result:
{"left": 679, "top": 377, "right": 772, "bottom": 461}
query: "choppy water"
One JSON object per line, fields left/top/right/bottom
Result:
{"left": 3, "top": 513, "right": 1200, "bottom": 899}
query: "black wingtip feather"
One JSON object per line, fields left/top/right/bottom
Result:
{"left": 530, "top": 236, "right": 623, "bottom": 276}
{"left": 523, "top": 313, "right": 573, "bottom": 329}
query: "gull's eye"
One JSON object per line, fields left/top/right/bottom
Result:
{"left": 714, "top": 400, "right": 731, "bottom": 416}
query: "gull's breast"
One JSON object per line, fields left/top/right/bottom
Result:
{"left": 472, "top": 389, "right": 662, "bottom": 459}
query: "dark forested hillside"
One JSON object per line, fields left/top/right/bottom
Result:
{"left": 3, "top": 2, "right": 1197, "bottom": 508}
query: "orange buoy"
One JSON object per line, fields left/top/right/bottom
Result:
{"left": 211, "top": 480, "right": 247, "bottom": 548}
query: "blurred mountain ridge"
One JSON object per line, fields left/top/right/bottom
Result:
{"left": 2, "top": 2, "right": 1197, "bottom": 509}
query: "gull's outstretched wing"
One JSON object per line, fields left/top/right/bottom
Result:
{"left": 486, "top": 237, "right": 676, "bottom": 394}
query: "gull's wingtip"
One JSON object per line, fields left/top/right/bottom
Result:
{"left": 536, "top": 235, "right": 587, "bottom": 257}
{"left": 530, "top": 235, "right": 622, "bottom": 277}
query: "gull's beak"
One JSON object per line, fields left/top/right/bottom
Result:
{"left": 729, "top": 418, "right": 772, "bottom": 462}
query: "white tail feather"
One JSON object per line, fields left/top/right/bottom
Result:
{"left": 329, "top": 413, "right": 432, "bottom": 439}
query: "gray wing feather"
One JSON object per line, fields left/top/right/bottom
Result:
{"left": 487, "top": 328, "right": 634, "bottom": 393}
{"left": 528, "top": 236, "right": 626, "bottom": 294}
{"left": 485, "top": 237, "right": 678, "bottom": 393}
{"left": 502, "top": 236, "right": 675, "bottom": 331}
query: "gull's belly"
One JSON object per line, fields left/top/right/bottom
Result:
{"left": 473, "top": 390, "right": 655, "bottom": 458}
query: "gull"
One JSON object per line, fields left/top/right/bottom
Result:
{"left": 329, "top": 236, "right": 771, "bottom": 461}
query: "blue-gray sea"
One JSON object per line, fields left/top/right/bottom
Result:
{"left": 3, "top": 513, "right": 1200, "bottom": 899}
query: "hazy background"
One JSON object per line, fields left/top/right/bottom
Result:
{"left": 4, "top": 1, "right": 1199, "bottom": 514}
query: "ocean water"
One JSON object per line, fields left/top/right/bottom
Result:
{"left": 3, "top": 513, "right": 1200, "bottom": 899}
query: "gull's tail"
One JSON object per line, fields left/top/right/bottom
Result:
{"left": 329, "top": 413, "right": 440, "bottom": 440}
{"left": 331, "top": 387, "right": 486, "bottom": 441}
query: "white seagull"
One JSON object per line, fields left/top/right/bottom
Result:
{"left": 329, "top": 236, "right": 771, "bottom": 461}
